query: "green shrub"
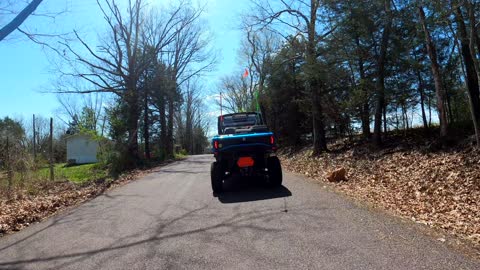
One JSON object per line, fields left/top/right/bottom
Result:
{"left": 174, "top": 148, "right": 188, "bottom": 159}
{"left": 178, "top": 148, "right": 188, "bottom": 156}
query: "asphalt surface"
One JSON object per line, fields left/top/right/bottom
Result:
{"left": 0, "top": 154, "right": 479, "bottom": 270}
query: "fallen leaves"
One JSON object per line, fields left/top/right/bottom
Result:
{"left": 0, "top": 164, "right": 167, "bottom": 236}
{"left": 279, "top": 141, "right": 480, "bottom": 251}
{"left": 326, "top": 168, "right": 347, "bottom": 182}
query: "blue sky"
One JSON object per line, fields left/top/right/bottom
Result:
{"left": 0, "top": 0, "right": 249, "bottom": 121}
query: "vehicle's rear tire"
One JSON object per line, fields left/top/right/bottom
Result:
{"left": 211, "top": 162, "right": 223, "bottom": 194}
{"left": 267, "top": 156, "right": 282, "bottom": 187}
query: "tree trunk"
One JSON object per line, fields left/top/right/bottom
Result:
{"left": 455, "top": 6, "right": 480, "bottom": 147}
{"left": 361, "top": 98, "right": 370, "bottom": 138}
{"left": 307, "top": 0, "right": 327, "bottom": 155}
{"left": 185, "top": 88, "right": 196, "bottom": 154}
{"left": 355, "top": 36, "right": 370, "bottom": 139}
{"left": 395, "top": 108, "right": 399, "bottom": 130}
{"left": 403, "top": 104, "right": 409, "bottom": 130}
{"left": 445, "top": 86, "right": 454, "bottom": 124}
{"left": 158, "top": 95, "right": 167, "bottom": 159}
{"left": 442, "top": 76, "right": 454, "bottom": 124}
{"left": 49, "top": 117, "right": 54, "bottom": 181}
{"left": 418, "top": 6, "right": 448, "bottom": 138}
{"left": 417, "top": 71, "right": 429, "bottom": 129}
{"left": 6, "top": 137, "right": 12, "bottom": 200}
{"left": 166, "top": 94, "right": 174, "bottom": 158}
{"left": 466, "top": 2, "right": 480, "bottom": 147}
{"left": 383, "top": 103, "right": 387, "bottom": 134}
{"left": 33, "top": 114, "right": 36, "bottom": 163}
{"left": 185, "top": 104, "right": 193, "bottom": 154}
{"left": 428, "top": 95, "right": 432, "bottom": 127}
{"left": 143, "top": 88, "right": 150, "bottom": 159}
{"left": 126, "top": 88, "right": 140, "bottom": 167}
{"left": 258, "top": 76, "right": 268, "bottom": 125}
{"left": 373, "top": 0, "right": 393, "bottom": 146}
{"left": 312, "top": 85, "right": 327, "bottom": 153}
{"left": 467, "top": 2, "right": 480, "bottom": 84}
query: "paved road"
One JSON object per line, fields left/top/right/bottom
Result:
{"left": 0, "top": 155, "right": 478, "bottom": 270}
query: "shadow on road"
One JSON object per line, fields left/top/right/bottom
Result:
{"left": 217, "top": 176, "right": 292, "bottom": 203}
{"left": 0, "top": 205, "right": 291, "bottom": 269}
{"left": 152, "top": 169, "right": 200, "bottom": 174}
{"left": 180, "top": 158, "right": 212, "bottom": 165}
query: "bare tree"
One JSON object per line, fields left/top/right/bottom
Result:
{"left": 248, "top": 0, "right": 336, "bottom": 154}
{"left": 452, "top": 3, "right": 480, "bottom": 147}
{"left": 177, "top": 80, "right": 210, "bottom": 154}
{"left": 173, "top": 79, "right": 209, "bottom": 154}
{"left": 372, "top": 0, "right": 393, "bottom": 146}
{"left": 183, "top": 80, "right": 201, "bottom": 153}
{"left": 217, "top": 75, "right": 252, "bottom": 113}
{"left": 56, "top": 93, "right": 104, "bottom": 134}
{"left": 56, "top": 0, "right": 187, "bottom": 166}
{"left": 157, "top": 4, "right": 216, "bottom": 158}
{"left": 464, "top": 1, "right": 480, "bottom": 147}
{"left": 241, "top": 26, "right": 281, "bottom": 121}
{"left": 418, "top": 5, "right": 448, "bottom": 138}
{"left": 215, "top": 26, "right": 273, "bottom": 117}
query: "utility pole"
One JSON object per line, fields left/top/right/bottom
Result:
{"left": 33, "top": 114, "right": 36, "bottom": 162}
{"left": 6, "top": 136, "right": 12, "bottom": 199}
{"left": 49, "top": 117, "right": 54, "bottom": 181}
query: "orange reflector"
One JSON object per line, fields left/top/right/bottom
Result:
{"left": 237, "top": 157, "right": 254, "bottom": 168}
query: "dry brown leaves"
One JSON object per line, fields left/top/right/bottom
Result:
{"left": 279, "top": 143, "right": 480, "bottom": 251}
{"left": 0, "top": 165, "right": 166, "bottom": 236}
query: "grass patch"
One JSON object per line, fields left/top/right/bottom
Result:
{"left": 173, "top": 148, "right": 189, "bottom": 160}
{"left": 174, "top": 153, "right": 188, "bottom": 159}
{"left": 37, "top": 163, "right": 108, "bottom": 184}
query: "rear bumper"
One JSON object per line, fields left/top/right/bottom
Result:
{"left": 213, "top": 144, "right": 275, "bottom": 174}
{"left": 216, "top": 143, "right": 274, "bottom": 154}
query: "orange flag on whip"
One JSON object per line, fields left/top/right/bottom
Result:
{"left": 242, "top": 68, "right": 249, "bottom": 78}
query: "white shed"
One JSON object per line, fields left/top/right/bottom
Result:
{"left": 66, "top": 134, "right": 99, "bottom": 164}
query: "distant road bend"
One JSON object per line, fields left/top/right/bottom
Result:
{"left": 0, "top": 155, "right": 478, "bottom": 269}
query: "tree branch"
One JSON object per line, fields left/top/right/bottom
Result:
{"left": 0, "top": 0, "right": 43, "bottom": 42}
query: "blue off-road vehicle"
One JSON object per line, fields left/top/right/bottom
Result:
{"left": 210, "top": 112, "right": 282, "bottom": 193}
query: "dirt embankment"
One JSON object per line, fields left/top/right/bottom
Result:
{"left": 279, "top": 137, "right": 480, "bottom": 253}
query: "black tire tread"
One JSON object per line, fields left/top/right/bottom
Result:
{"left": 267, "top": 156, "right": 282, "bottom": 186}
{"left": 210, "top": 162, "right": 223, "bottom": 193}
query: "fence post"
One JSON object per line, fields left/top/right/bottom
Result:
{"left": 49, "top": 117, "right": 54, "bottom": 181}
{"left": 33, "top": 114, "right": 36, "bottom": 163}
{"left": 6, "top": 137, "right": 13, "bottom": 200}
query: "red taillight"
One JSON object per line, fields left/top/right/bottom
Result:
{"left": 214, "top": 141, "right": 219, "bottom": 149}
{"left": 270, "top": 136, "right": 275, "bottom": 144}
